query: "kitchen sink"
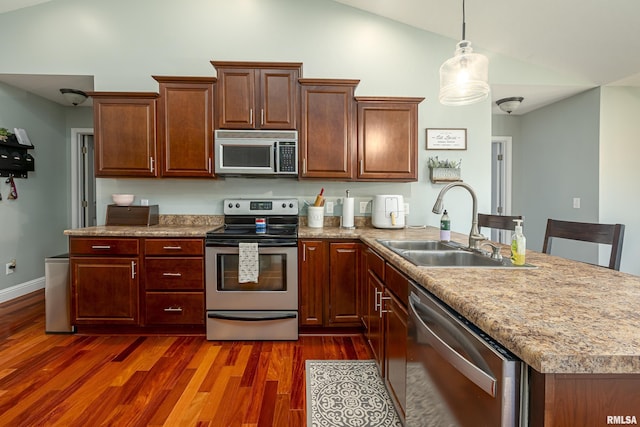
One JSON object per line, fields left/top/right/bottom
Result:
{"left": 376, "top": 239, "right": 461, "bottom": 251}
{"left": 377, "top": 239, "right": 536, "bottom": 269}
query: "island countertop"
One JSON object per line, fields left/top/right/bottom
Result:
{"left": 299, "top": 225, "right": 640, "bottom": 375}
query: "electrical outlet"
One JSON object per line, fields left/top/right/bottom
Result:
{"left": 573, "top": 197, "right": 581, "bottom": 209}
{"left": 359, "top": 201, "right": 368, "bottom": 214}
{"left": 404, "top": 203, "right": 410, "bottom": 215}
{"left": 326, "top": 201, "right": 334, "bottom": 214}
{"left": 6, "top": 259, "right": 16, "bottom": 275}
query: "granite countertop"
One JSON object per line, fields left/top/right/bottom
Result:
{"left": 66, "top": 218, "right": 640, "bottom": 374}
{"left": 64, "top": 215, "right": 223, "bottom": 237}
{"left": 300, "top": 225, "right": 640, "bottom": 375}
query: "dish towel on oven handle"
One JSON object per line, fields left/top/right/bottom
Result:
{"left": 238, "top": 242, "right": 259, "bottom": 283}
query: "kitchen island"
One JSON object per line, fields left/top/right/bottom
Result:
{"left": 299, "top": 224, "right": 640, "bottom": 426}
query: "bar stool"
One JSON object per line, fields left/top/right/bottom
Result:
{"left": 542, "top": 219, "right": 625, "bottom": 270}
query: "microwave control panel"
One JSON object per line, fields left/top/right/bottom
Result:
{"left": 278, "top": 142, "right": 297, "bottom": 173}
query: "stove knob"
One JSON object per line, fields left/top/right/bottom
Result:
{"left": 282, "top": 203, "right": 287, "bottom": 208}
{"left": 289, "top": 203, "right": 294, "bottom": 208}
{"left": 235, "top": 203, "right": 240, "bottom": 208}
{"left": 228, "top": 203, "right": 233, "bottom": 209}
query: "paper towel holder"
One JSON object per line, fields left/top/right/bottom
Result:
{"left": 341, "top": 189, "right": 356, "bottom": 229}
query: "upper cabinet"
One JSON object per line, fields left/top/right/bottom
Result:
{"left": 299, "top": 79, "right": 359, "bottom": 180}
{"left": 89, "top": 92, "right": 159, "bottom": 178}
{"left": 212, "top": 61, "right": 301, "bottom": 130}
{"left": 356, "top": 97, "right": 424, "bottom": 181}
{"left": 153, "top": 76, "right": 216, "bottom": 178}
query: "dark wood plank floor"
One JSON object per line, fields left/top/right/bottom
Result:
{"left": 0, "top": 290, "right": 372, "bottom": 426}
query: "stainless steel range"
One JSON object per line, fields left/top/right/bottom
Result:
{"left": 205, "top": 198, "right": 299, "bottom": 340}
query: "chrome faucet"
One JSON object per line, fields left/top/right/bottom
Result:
{"left": 432, "top": 182, "right": 487, "bottom": 250}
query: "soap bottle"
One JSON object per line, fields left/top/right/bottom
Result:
{"left": 440, "top": 210, "right": 450, "bottom": 242}
{"left": 511, "top": 219, "right": 526, "bottom": 265}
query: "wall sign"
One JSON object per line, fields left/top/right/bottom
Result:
{"left": 426, "top": 128, "right": 467, "bottom": 150}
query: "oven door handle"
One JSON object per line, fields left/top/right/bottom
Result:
{"left": 208, "top": 312, "right": 297, "bottom": 322}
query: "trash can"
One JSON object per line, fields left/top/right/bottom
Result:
{"left": 45, "top": 254, "right": 75, "bottom": 333}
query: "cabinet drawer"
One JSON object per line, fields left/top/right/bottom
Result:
{"left": 70, "top": 238, "right": 139, "bottom": 256}
{"left": 367, "top": 248, "right": 385, "bottom": 280}
{"left": 145, "top": 292, "right": 204, "bottom": 325}
{"left": 145, "top": 239, "right": 203, "bottom": 256}
{"left": 145, "top": 258, "right": 204, "bottom": 290}
{"left": 385, "top": 263, "right": 409, "bottom": 306}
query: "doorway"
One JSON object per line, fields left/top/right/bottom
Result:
{"left": 490, "top": 136, "right": 513, "bottom": 244}
{"left": 70, "top": 128, "right": 95, "bottom": 228}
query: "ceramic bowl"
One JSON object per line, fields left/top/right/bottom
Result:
{"left": 112, "top": 194, "right": 135, "bottom": 206}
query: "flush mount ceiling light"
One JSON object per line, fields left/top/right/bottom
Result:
{"left": 439, "top": 0, "right": 490, "bottom": 106}
{"left": 496, "top": 97, "right": 524, "bottom": 114}
{"left": 60, "top": 88, "right": 88, "bottom": 106}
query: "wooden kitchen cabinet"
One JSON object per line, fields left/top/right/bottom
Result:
{"left": 212, "top": 61, "right": 301, "bottom": 130}
{"left": 328, "top": 242, "right": 361, "bottom": 326}
{"left": 356, "top": 97, "right": 423, "bottom": 181}
{"left": 364, "top": 248, "right": 386, "bottom": 368}
{"left": 69, "top": 237, "right": 140, "bottom": 325}
{"left": 298, "top": 239, "right": 361, "bottom": 329}
{"left": 153, "top": 76, "right": 216, "bottom": 178}
{"left": 89, "top": 92, "right": 159, "bottom": 177}
{"left": 299, "top": 240, "right": 325, "bottom": 326}
{"left": 143, "top": 238, "right": 205, "bottom": 326}
{"left": 298, "top": 79, "right": 358, "bottom": 179}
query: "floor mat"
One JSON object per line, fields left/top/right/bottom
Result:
{"left": 306, "top": 360, "right": 402, "bottom": 427}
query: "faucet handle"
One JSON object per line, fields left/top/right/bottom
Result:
{"left": 481, "top": 242, "right": 503, "bottom": 261}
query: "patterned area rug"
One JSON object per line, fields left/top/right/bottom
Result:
{"left": 306, "top": 360, "right": 402, "bottom": 427}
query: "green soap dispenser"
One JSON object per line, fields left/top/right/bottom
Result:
{"left": 511, "top": 219, "right": 526, "bottom": 265}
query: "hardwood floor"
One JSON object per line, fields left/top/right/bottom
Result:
{"left": 0, "top": 290, "right": 372, "bottom": 426}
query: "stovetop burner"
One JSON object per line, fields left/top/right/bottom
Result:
{"left": 206, "top": 198, "right": 299, "bottom": 245}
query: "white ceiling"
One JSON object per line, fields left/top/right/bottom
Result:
{"left": 2, "top": 0, "right": 640, "bottom": 113}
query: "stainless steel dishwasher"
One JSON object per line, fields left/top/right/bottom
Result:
{"left": 406, "top": 281, "right": 524, "bottom": 426}
{"left": 45, "top": 254, "right": 75, "bottom": 333}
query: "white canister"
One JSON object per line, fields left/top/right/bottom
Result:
{"left": 307, "top": 206, "right": 324, "bottom": 228}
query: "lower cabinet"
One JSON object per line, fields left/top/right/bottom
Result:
{"left": 299, "top": 239, "right": 361, "bottom": 329}
{"left": 143, "top": 238, "right": 205, "bottom": 326}
{"left": 361, "top": 246, "right": 408, "bottom": 422}
{"left": 69, "top": 236, "right": 204, "bottom": 331}
{"left": 70, "top": 237, "right": 140, "bottom": 325}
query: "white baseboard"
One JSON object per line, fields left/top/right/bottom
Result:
{"left": 0, "top": 277, "right": 45, "bottom": 304}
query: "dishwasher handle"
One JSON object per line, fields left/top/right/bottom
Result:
{"left": 409, "top": 292, "right": 497, "bottom": 397}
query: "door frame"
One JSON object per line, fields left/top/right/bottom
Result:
{"left": 70, "top": 127, "right": 95, "bottom": 228}
{"left": 490, "top": 136, "right": 513, "bottom": 243}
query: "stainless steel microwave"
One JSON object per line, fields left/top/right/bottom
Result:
{"left": 214, "top": 129, "right": 298, "bottom": 177}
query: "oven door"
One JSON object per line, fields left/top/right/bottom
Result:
{"left": 205, "top": 245, "right": 298, "bottom": 310}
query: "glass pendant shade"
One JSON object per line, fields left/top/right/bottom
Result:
{"left": 439, "top": 40, "right": 490, "bottom": 106}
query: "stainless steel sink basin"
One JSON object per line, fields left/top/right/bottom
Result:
{"left": 376, "top": 239, "right": 460, "bottom": 251}
{"left": 377, "top": 239, "right": 536, "bottom": 269}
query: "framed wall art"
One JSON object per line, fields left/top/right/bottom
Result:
{"left": 426, "top": 128, "right": 467, "bottom": 150}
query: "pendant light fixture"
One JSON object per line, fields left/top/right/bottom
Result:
{"left": 439, "top": 0, "right": 490, "bottom": 106}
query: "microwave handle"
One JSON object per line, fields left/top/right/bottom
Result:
{"left": 274, "top": 142, "right": 280, "bottom": 172}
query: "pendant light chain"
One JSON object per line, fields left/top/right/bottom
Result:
{"left": 462, "top": 0, "right": 466, "bottom": 40}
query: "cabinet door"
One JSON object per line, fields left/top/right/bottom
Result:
{"left": 70, "top": 257, "right": 139, "bottom": 325}
{"left": 367, "top": 269, "right": 385, "bottom": 369}
{"left": 385, "top": 290, "right": 408, "bottom": 421}
{"left": 328, "top": 242, "right": 361, "bottom": 326}
{"left": 90, "top": 92, "right": 158, "bottom": 177}
{"left": 155, "top": 77, "right": 216, "bottom": 177}
{"left": 299, "top": 80, "right": 358, "bottom": 179}
{"left": 258, "top": 68, "right": 299, "bottom": 130}
{"left": 215, "top": 68, "right": 256, "bottom": 129}
{"left": 299, "top": 240, "right": 325, "bottom": 326}
{"left": 356, "top": 97, "right": 423, "bottom": 181}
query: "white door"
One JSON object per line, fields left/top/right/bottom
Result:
{"left": 490, "top": 137, "right": 513, "bottom": 244}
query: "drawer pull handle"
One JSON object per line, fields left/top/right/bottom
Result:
{"left": 162, "top": 246, "right": 183, "bottom": 250}
{"left": 162, "top": 272, "right": 182, "bottom": 277}
{"left": 164, "top": 307, "right": 183, "bottom": 313}
{"left": 91, "top": 245, "right": 111, "bottom": 249}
